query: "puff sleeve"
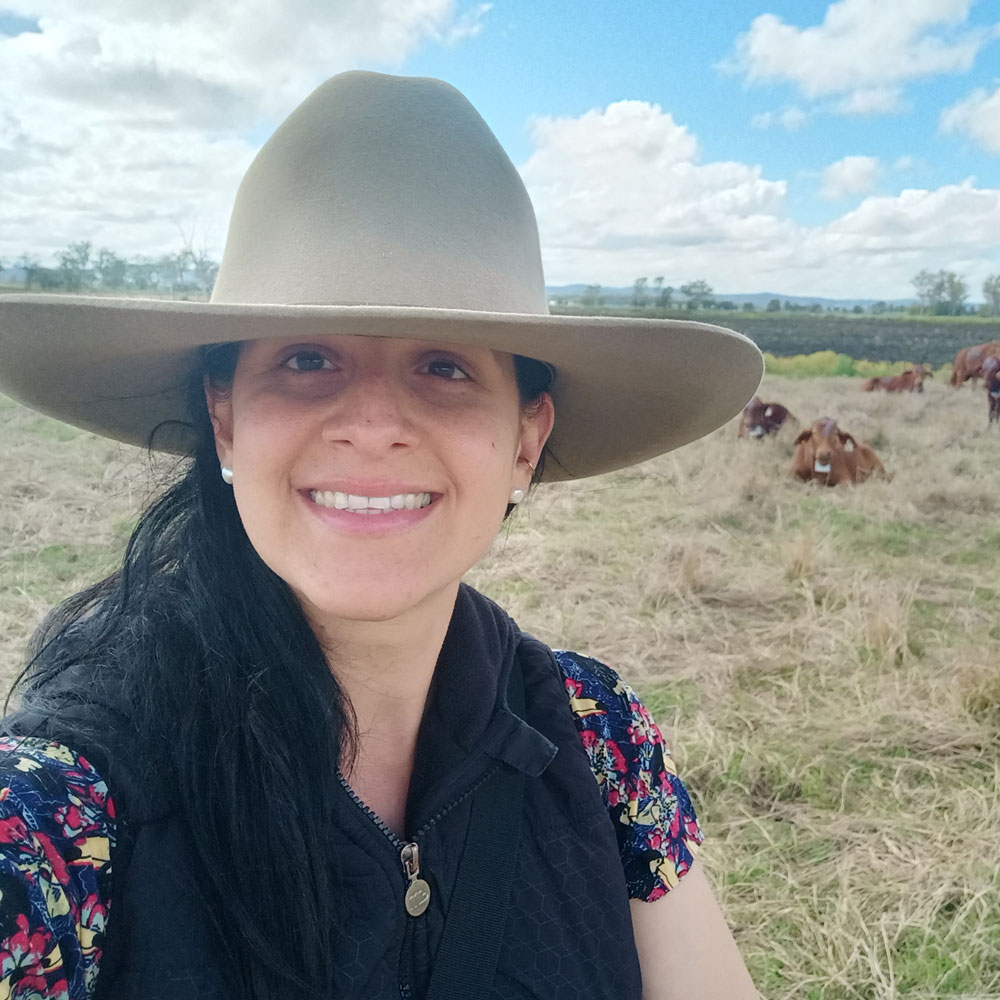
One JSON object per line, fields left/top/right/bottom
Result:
{"left": 0, "top": 737, "right": 114, "bottom": 998}
{"left": 554, "top": 650, "right": 704, "bottom": 901}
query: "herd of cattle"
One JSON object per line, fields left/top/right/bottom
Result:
{"left": 739, "top": 340, "right": 1000, "bottom": 486}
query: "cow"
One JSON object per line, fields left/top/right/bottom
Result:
{"left": 738, "top": 396, "right": 797, "bottom": 438}
{"left": 790, "top": 418, "right": 887, "bottom": 486}
{"left": 860, "top": 364, "right": 931, "bottom": 393}
{"left": 983, "top": 356, "right": 1000, "bottom": 426}
{"left": 950, "top": 342, "right": 1000, "bottom": 387}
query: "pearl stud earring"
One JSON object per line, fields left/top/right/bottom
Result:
{"left": 509, "top": 488, "right": 525, "bottom": 504}
{"left": 221, "top": 467, "right": 234, "bottom": 485}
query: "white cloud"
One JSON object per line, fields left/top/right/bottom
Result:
{"left": 731, "top": 0, "right": 990, "bottom": 115}
{"left": 0, "top": 0, "right": 486, "bottom": 261}
{"left": 820, "top": 155, "right": 882, "bottom": 200}
{"left": 518, "top": 101, "right": 1000, "bottom": 298}
{"left": 940, "top": 85, "right": 1000, "bottom": 155}
{"left": 831, "top": 87, "right": 904, "bottom": 115}
{"left": 751, "top": 106, "right": 810, "bottom": 131}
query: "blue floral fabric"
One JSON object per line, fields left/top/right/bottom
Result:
{"left": 555, "top": 650, "right": 704, "bottom": 900}
{"left": 0, "top": 737, "right": 113, "bottom": 999}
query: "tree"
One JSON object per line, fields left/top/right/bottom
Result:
{"left": 871, "top": 300, "right": 887, "bottom": 314}
{"left": 982, "top": 274, "right": 1000, "bottom": 316}
{"left": 742, "top": 302, "right": 756, "bottom": 312}
{"left": 652, "top": 276, "right": 664, "bottom": 302}
{"left": 16, "top": 252, "right": 41, "bottom": 289}
{"left": 581, "top": 284, "right": 602, "bottom": 308}
{"left": 940, "top": 271, "right": 968, "bottom": 315}
{"left": 679, "top": 279, "right": 713, "bottom": 310}
{"left": 188, "top": 248, "right": 219, "bottom": 296}
{"left": 911, "top": 268, "right": 968, "bottom": 315}
{"left": 56, "top": 241, "right": 93, "bottom": 292}
{"left": 657, "top": 284, "right": 674, "bottom": 308}
{"left": 96, "top": 248, "right": 127, "bottom": 290}
{"left": 911, "top": 269, "right": 938, "bottom": 310}
{"left": 766, "top": 298, "right": 781, "bottom": 312}
{"left": 632, "top": 277, "right": 648, "bottom": 308}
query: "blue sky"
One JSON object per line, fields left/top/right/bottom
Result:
{"left": 1, "top": 0, "right": 998, "bottom": 299}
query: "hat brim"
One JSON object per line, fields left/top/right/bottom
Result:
{"left": 0, "top": 294, "right": 762, "bottom": 482}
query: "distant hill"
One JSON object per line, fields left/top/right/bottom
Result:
{"left": 545, "top": 284, "right": 916, "bottom": 311}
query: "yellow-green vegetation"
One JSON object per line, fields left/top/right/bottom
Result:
{"left": 2, "top": 376, "right": 999, "bottom": 998}
{"left": 763, "top": 351, "right": 944, "bottom": 380}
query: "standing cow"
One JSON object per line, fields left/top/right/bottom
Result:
{"left": 950, "top": 342, "right": 1000, "bottom": 387}
{"left": 983, "top": 357, "right": 1000, "bottom": 426}
{"left": 790, "top": 418, "right": 887, "bottom": 486}
{"left": 738, "top": 396, "right": 797, "bottom": 438}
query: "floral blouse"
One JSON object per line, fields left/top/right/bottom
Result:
{"left": 0, "top": 651, "right": 702, "bottom": 997}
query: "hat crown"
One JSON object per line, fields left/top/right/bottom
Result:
{"left": 212, "top": 71, "right": 549, "bottom": 315}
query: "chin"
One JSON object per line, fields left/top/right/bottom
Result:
{"left": 295, "top": 579, "right": 458, "bottom": 629}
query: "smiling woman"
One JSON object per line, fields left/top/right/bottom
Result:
{"left": 0, "top": 71, "right": 762, "bottom": 999}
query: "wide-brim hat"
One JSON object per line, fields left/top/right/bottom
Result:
{"left": 0, "top": 71, "right": 762, "bottom": 482}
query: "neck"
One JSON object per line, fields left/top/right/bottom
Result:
{"left": 307, "top": 584, "right": 460, "bottom": 776}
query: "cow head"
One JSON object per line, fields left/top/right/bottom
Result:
{"left": 794, "top": 419, "right": 856, "bottom": 482}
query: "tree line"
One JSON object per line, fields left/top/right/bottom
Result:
{"left": 0, "top": 241, "right": 219, "bottom": 296}
{"left": 566, "top": 270, "right": 1000, "bottom": 317}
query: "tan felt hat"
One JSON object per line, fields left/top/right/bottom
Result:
{"left": 0, "top": 71, "right": 762, "bottom": 482}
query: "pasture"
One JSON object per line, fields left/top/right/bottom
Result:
{"left": 2, "top": 373, "right": 999, "bottom": 999}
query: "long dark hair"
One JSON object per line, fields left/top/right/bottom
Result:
{"left": 10, "top": 344, "right": 552, "bottom": 999}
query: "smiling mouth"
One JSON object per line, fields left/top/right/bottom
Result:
{"left": 309, "top": 490, "right": 434, "bottom": 513}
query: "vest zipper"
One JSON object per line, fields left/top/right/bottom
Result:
{"left": 338, "top": 761, "right": 504, "bottom": 997}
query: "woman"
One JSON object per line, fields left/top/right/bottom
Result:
{"left": 0, "top": 72, "right": 762, "bottom": 998}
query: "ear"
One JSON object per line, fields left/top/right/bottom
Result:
{"left": 204, "top": 376, "right": 235, "bottom": 469}
{"left": 839, "top": 431, "right": 857, "bottom": 452}
{"left": 515, "top": 391, "right": 555, "bottom": 480}
{"left": 794, "top": 429, "right": 812, "bottom": 445}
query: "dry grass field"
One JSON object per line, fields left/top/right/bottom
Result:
{"left": 2, "top": 372, "right": 999, "bottom": 998}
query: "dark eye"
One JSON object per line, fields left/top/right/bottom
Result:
{"left": 284, "top": 351, "right": 333, "bottom": 372}
{"left": 425, "top": 358, "right": 469, "bottom": 380}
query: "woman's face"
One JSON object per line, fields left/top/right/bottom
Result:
{"left": 207, "top": 334, "right": 553, "bottom": 632}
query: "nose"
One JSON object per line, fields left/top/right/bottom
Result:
{"left": 320, "top": 370, "right": 413, "bottom": 456}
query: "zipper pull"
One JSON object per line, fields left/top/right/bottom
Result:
{"left": 400, "top": 841, "right": 431, "bottom": 917}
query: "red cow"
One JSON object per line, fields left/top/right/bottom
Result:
{"left": 738, "top": 396, "right": 797, "bottom": 438}
{"left": 950, "top": 342, "right": 1000, "bottom": 387}
{"left": 983, "top": 356, "right": 1000, "bottom": 426}
{"left": 790, "top": 418, "right": 887, "bottom": 486}
{"left": 861, "top": 364, "right": 931, "bottom": 393}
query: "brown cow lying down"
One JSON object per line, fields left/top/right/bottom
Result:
{"left": 738, "top": 395, "right": 797, "bottom": 438}
{"left": 983, "top": 356, "right": 1000, "bottom": 426}
{"left": 950, "top": 342, "right": 1000, "bottom": 387}
{"left": 791, "top": 418, "right": 887, "bottom": 486}
{"left": 861, "top": 364, "right": 931, "bottom": 393}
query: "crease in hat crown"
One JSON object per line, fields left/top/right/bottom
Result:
{"left": 211, "top": 71, "right": 549, "bottom": 316}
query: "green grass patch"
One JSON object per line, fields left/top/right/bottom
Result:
{"left": 640, "top": 679, "right": 701, "bottom": 720}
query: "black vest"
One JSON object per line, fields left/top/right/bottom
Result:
{"left": 7, "top": 586, "right": 642, "bottom": 999}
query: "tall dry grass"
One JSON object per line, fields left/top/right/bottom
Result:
{"left": 1, "top": 374, "right": 999, "bottom": 997}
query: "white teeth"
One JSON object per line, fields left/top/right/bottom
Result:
{"left": 310, "top": 490, "right": 433, "bottom": 512}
